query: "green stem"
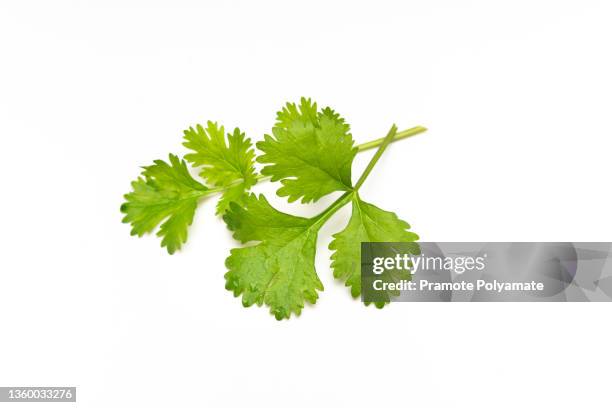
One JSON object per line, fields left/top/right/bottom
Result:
{"left": 354, "top": 124, "right": 398, "bottom": 191}
{"left": 356, "top": 125, "right": 427, "bottom": 152}
{"left": 312, "top": 191, "right": 355, "bottom": 227}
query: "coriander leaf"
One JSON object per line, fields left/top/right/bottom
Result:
{"left": 223, "top": 193, "right": 325, "bottom": 320}
{"left": 329, "top": 195, "right": 419, "bottom": 304}
{"left": 121, "top": 154, "right": 208, "bottom": 254}
{"left": 183, "top": 122, "right": 257, "bottom": 213}
{"left": 275, "top": 97, "right": 319, "bottom": 129}
{"left": 257, "top": 98, "right": 357, "bottom": 203}
{"left": 216, "top": 182, "right": 248, "bottom": 216}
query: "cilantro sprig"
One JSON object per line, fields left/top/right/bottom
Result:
{"left": 121, "top": 98, "right": 426, "bottom": 319}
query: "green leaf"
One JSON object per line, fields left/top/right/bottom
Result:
{"left": 216, "top": 182, "right": 248, "bottom": 216}
{"left": 256, "top": 98, "right": 357, "bottom": 203}
{"left": 329, "top": 196, "right": 419, "bottom": 304}
{"left": 223, "top": 193, "right": 325, "bottom": 320}
{"left": 183, "top": 122, "right": 257, "bottom": 213}
{"left": 120, "top": 154, "right": 208, "bottom": 254}
{"left": 274, "top": 97, "right": 320, "bottom": 129}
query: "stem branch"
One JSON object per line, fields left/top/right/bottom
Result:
{"left": 356, "top": 125, "right": 427, "bottom": 152}
{"left": 354, "top": 124, "right": 398, "bottom": 191}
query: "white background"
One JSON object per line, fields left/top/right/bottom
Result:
{"left": 1, "top": 1, "right": 611, "bottom": 407}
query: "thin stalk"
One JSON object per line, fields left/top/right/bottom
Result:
{"left": 312, "top": 191, "right": 355, "bottom": 227}
{"left": 354, "top": 124, "right": 398, "bottom": 191}
{"left": 356, "top": 125, "right": 426, "bottom": 152}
